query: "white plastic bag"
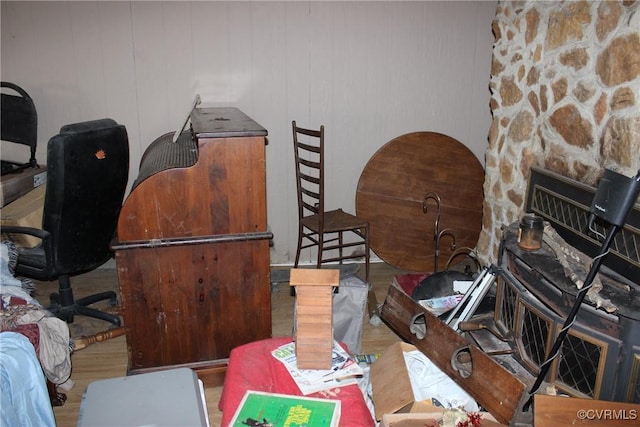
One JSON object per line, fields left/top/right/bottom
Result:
{"left": 404, "top": 349, "right": 479, "bottom": 412}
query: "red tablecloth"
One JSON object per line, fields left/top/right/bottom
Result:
{"left": 218, "top": 336, "right": 374, "bottom": 427}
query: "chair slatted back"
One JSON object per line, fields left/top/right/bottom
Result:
{"left": 292, "top": 121, "right": 325, "bottom": 223}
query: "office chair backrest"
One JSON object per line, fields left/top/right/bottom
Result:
{"left": 1, "top": 82, "right": 38, "bottom": 167}
{"left": 292, "top": 121, "right": 325, "bottom": 223}
{"left": 43, "top": 118, "right": 129, "bottom": 274}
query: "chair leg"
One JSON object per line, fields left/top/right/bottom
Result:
{"left": 363, "top": 225, "right": 378, "bottom": 318}
{"left": 364, "top": 226, "right": 370, "bottom": 283}
{"left": 74, "top": 304, "right": 120, "bottom": 326}
{"left": 48, "top": 274, "right": 121, "bottom": 326}
{"left": 294, "top": 225, "right": 303, "bottom": 268}
{"left": 75, "top": 291, "right": 118, "bottom": 307}
{"left": 317, "top": 234, "right": 324, "bottom": 270}
{"left": 292, "top": 226, "right": 305, "bottom": 296}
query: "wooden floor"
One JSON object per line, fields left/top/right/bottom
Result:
{"left": 31, "top": 262, "right": 407, "bottom": 427}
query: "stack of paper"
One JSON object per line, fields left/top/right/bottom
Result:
{"left": 271, "top": 341, "right": 364, "bottom": 395}
{"left": 418, "top": 294, "right": 464, "bottom": 316}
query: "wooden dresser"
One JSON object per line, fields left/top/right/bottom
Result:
{"left": 112, "top": 107, "right": 272, "bottom": 384}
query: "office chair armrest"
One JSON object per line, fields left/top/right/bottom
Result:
{"left": 0, "top": 225, "right": 54, "bottom": 269}
{"left": 0, "top": 225, "right": 50, "bottom": 240}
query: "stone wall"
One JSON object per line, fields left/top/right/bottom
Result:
{"left": 477, "top": 0, "right": 640, "bottom": 265}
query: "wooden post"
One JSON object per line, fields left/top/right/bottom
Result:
{"left": 290, "top": 268, "right": 340, "bottom": 370}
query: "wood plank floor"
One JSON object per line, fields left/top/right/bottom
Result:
{"left": 31, "top": 262, "right": 408, "bottom": 427}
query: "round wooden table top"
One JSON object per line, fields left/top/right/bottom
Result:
{"left": 356, "top": 131, "right": 484, "bottom": 272}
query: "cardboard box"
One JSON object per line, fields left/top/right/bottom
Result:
{"left": 380, "top": 411, "right": 505, "bottom": 427}
{"left": 0, "top": 166, "right": 47, "bottom": 207}
{"left": 0, "top": 184, "right": 45, "bottom": 247}
{"left": 371, "top": 341, "right": 496, "bottom": 423}
{"left": 370, "top": 341, "right": 439, "bottom": 420}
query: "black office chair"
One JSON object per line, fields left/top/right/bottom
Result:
{"left": 1, "top": 82, "right": 39, "bottom": 175}
{"left": 0, "top": 119, "right": 130, "bottom": 326}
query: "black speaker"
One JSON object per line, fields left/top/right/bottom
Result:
{"left": 590, "top": 168, "right": 640, "bottom": 227}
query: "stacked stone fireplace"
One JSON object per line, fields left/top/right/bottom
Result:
{"left": 470, "top": 0, "right": 640, "bottom": 408}
{"left": 478, "top": 0, "right": 640, "bottom": 265}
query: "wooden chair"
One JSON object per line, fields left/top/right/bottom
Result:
{"left": 291, "top": 120, "right": 370, "bottom": 282}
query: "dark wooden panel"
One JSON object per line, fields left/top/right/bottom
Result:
{"left": 116, "top": 239, "right": 271, "bottom": 370}
{"left": 356, "top": 132, "right": 484, "bottom": 272}
{"left": 117, "top": 135, "right": 267, "bottom": 241}
{"left": 114, "top": 108, "right": 271, "bottom": 374}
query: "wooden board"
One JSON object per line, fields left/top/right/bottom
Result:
{"left": 356, "top": 132, "right": 484, "bottom": 272}
{"left": 116, "top": 239, "right": 272, "bottom": 371}
{"left": 380, "top": 284, "right": 527, "bottom": 425}
{"left": 117, "top": 135, "right": 268, "bottom": 241}
{"left": 290, "top": 268, "right": 339, "bottom": 369}
{"left": 381, "top": 413, "right": 505, "bottom": 427}
{"left": 534, "top": 394, "right": 640, "bottom": 427}
{"left": 0, "top": 184, "right": 45, "bottom": 247}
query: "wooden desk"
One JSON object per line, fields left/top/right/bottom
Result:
{"left": 113, "top": 108, "right": 272, "bottom": 384}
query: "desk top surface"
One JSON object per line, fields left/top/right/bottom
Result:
{"left": 191, "top": 107, "right": 267, "bottom": 139}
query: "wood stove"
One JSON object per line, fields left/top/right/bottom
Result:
{"left": 472, "top": 167, "right": 640, "bottom": 405}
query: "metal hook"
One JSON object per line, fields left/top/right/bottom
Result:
{"left": 438, "top": 228, "right": 457, "bottom": 251}
{"left": 423, "top": 192, "right": 441, "bottom": 241}
{"left": 434, "top": 228, "right": 456, "bottom": 272}
{"left": 422, "top": 192, "right": 441, "bottom": 213}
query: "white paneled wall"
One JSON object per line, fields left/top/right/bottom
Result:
{"left": 1, "top": 1, "right": 497, "bottom": 265}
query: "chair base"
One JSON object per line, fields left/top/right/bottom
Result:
{"left": 49, "top": 290, "right": 121, "bottom": 327}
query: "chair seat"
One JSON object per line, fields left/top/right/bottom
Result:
{"left": 301, "top": 208, "right": 368, "bottom": 233}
